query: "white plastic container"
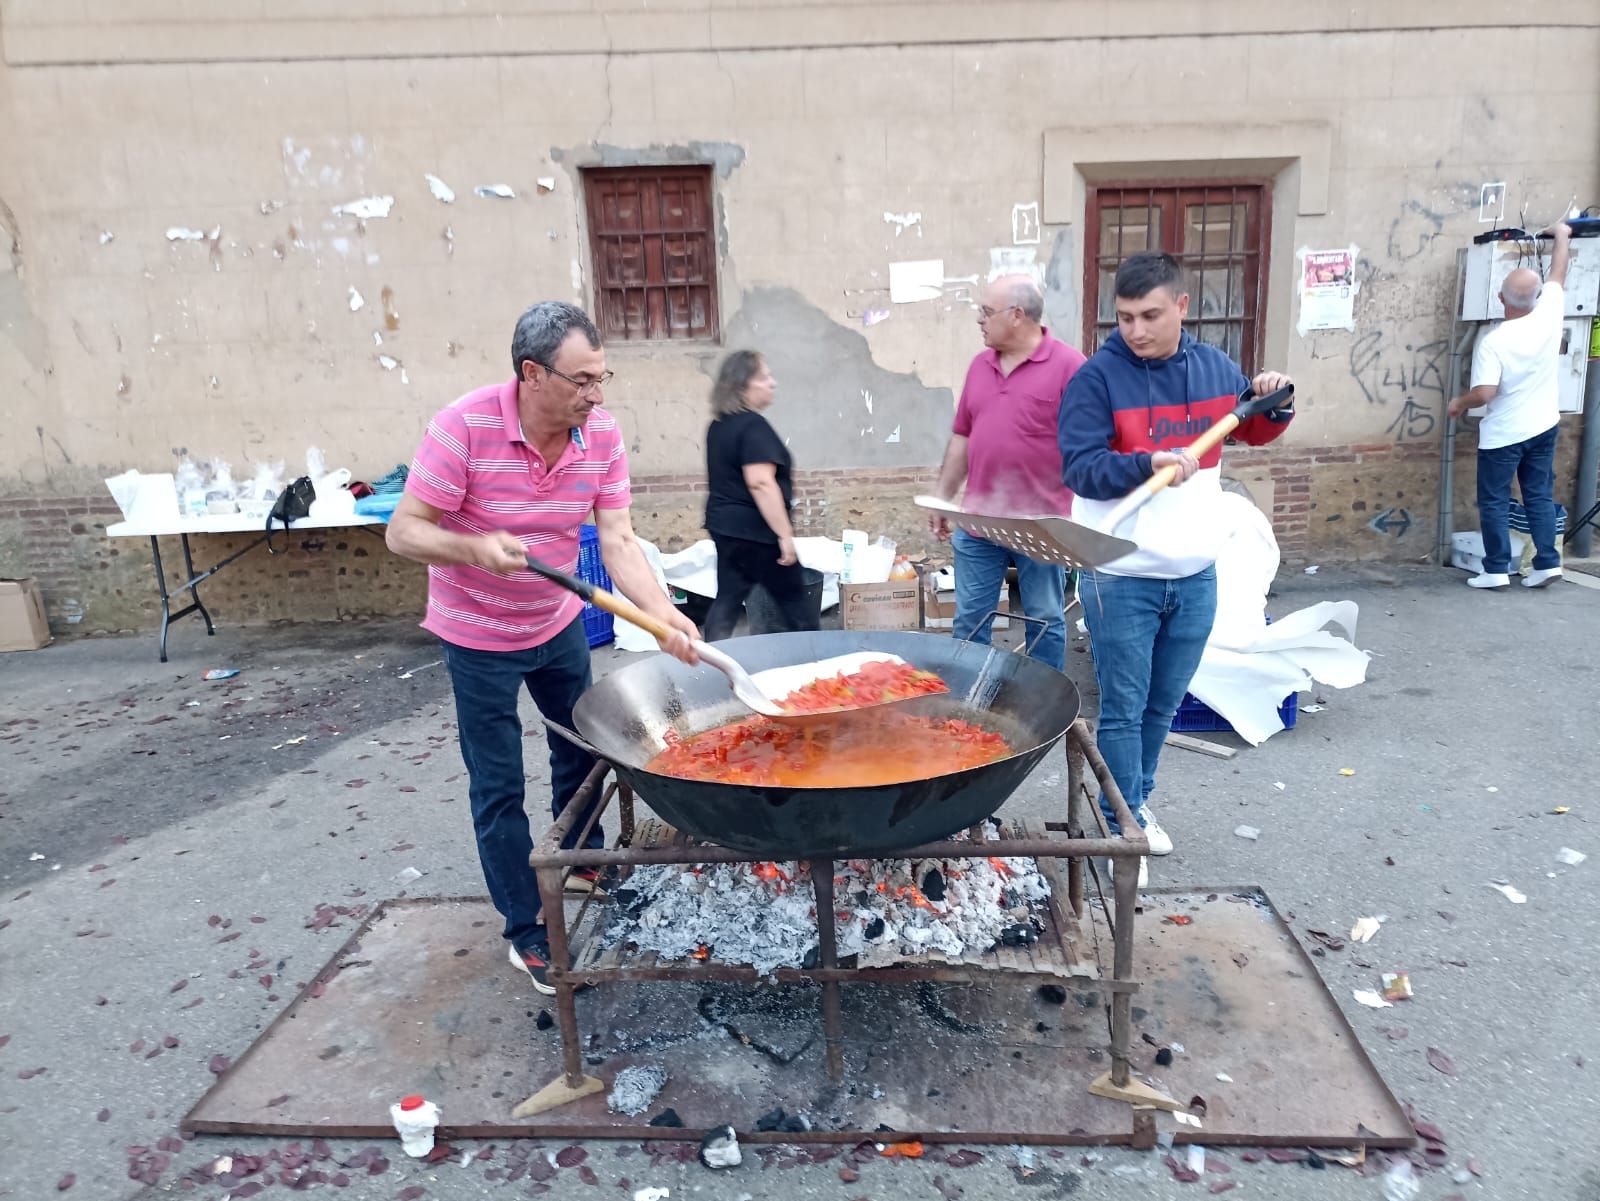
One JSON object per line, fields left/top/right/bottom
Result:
{"left": 840, "top": 528, "right": 868, "bottom": 583}
{"left": 389, "top": 1094, "right": 440, "bottom": 1157}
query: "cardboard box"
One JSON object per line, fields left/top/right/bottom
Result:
{"left": 914, "top": 562, "right": 1007, "bottom": 631}
{"left": 841, "top": 580, "right": 920, "bottom": 631}
{"left": 0, "top": 578, "right": 51, "bottom": 652}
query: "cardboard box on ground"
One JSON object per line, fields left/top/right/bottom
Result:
{"left": 904, "top": 560, "right": 1009, "bottom": 634}
{"left": 0, "top": 578, "right": 52, "bottom": 651}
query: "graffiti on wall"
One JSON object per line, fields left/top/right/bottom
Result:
{"left": 1347, "top": 332, "right": 1450, "bottom": 441}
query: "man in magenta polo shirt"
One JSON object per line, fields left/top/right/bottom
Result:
{"left": 387, "top": 301, "right": 697, "bottom": 994}
{"left": 928, "top": 275, "right": 1085, "bottom": 670}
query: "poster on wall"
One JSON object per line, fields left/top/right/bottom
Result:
{"left": 1296, "top": 245, "right": 1359, "bottom": 335}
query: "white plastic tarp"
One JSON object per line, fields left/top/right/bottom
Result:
{"left": 658, "top": 538, "right": 843, "bottom": 610}
{"left": 1184, "top": 493, "right": 1370, "bottom": 744}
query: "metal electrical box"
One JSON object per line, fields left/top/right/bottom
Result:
{"left": 1461, "top": 238, "right": 1597, "bottom": 415}
{"left": 1462, "top": 237, "right": 1599, "bottom": 320}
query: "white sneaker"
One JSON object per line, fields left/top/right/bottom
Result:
{"left": 1467, "top": 572, "right": 1510, "bottom": 589}
{"left": 1105, "top": 856, "right": 1149, "bottom": 888}
{"left": 1137, "top": 808, "right": 1174, "bottom": 857}
{"left": 1522, "top": 567, "right": 1563, "bottom": 588}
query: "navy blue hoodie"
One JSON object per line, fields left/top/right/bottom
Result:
{"left": 1058, "top": 330, "right": 1293, "bottom": 577}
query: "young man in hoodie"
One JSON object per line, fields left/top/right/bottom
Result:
{"left": 1059, "top": 252, "right": 1295, "bottom": 865}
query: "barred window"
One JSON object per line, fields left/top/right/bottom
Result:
{"left": 1085, "top": 183, "right": 1269, "bottom": 372}
{"left": 584, "top": 165, "right": 718, "bottom": 342}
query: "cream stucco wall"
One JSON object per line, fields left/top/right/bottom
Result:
{"left": 1, "top": 0, "right": 1596, "bottom": 630}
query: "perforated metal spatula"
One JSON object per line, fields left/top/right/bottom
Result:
{"left": 917, "top": 384, "right": 1294, "bottom": 569}
{"left": 523, "top": 553, "right": 927, "bottom": 721}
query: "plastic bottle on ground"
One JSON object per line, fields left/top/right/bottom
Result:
{"left": 389, "top": 1094, "right": 440, "bottom": 1157}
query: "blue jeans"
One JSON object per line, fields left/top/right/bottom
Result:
{"left": 1477, "top": 425, "right": 1560, "bottom": 574}
{"left": 951, "top": 528, "right": 1067, "bottom": 671}
{"left": 441, "top": 617, "right": 602, "bottom": 955}
{"left": 1080, "top": 567, "right": 1217, "bottom": 831}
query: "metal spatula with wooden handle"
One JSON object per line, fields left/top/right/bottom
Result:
{"left": 522, "top": 553, "right": 928, "bottom": 721}
{"left": 918, "top": 383, "right": 1293, "bottom": 568}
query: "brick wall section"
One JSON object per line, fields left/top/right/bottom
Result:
{"left": 1227, "top": 438, "right": 1441, "bottom": 560}
{"left": 5, "top": 434, "right": 1549, "bottom": 638}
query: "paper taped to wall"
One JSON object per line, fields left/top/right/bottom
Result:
{"left": 889, "top": 259, "right": 944, "bottom": 303}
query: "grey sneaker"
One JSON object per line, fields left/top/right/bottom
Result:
{"left": 508, "top": 943, "right": 555, "bottom": 996}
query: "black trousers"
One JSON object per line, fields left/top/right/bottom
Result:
{"left": 704, "top": 534, "right": 819, "bottom": 641}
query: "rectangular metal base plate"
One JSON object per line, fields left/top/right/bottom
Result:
{"left": 184, "top": 888, "right": 1413, "bottom": 1147}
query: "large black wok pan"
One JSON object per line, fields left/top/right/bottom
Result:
{"left": 570, "top": 630, "right": 1079, "bottom": 858}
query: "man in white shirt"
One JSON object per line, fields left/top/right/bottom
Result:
{"left": 1448, "top": 221, "right": 1572, "bottom": 589}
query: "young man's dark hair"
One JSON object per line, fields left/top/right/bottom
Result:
{"left": 1114, "top": 251, "right": 1183, "bottom": 300}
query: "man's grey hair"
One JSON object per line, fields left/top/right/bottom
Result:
{"left": 1005, "top": 277, "right": 1045, "bottom": 322}
{"left": 510, "top": 302, "right": 601, "bottom": 376}
{"left": 1501, "top": 275, "right": 1541, "bottom": 310}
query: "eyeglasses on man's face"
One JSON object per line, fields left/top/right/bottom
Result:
{"left": 978, "top": 304, "right": 1019, "bottom": 321}
{"left": 540, "top": 363, "right": 614, "bottom": 395}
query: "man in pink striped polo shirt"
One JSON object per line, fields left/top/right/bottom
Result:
{"left": 388, "top": 301, "right": 697, "bottom": 994}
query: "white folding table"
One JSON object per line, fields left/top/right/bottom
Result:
{"left": 106, "top": 513, "right": 388, "bottom": 661}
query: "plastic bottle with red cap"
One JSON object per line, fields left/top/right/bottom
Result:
{"left": 389, "top": 1094, "right": 441, "bottom": 1157}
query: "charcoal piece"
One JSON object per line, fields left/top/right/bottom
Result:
{"left": 755, "top": 1107, "right": 787, "bottom": 1133}
{"left": 535, "top": 1011, "right": 554, "bottom": 1032}
{"left": 875, "top": 1124, "right": 896, "bottom": 1134}
{"left": 780, "top": 1113, "right": 811, "bottom": 1134}
{"left": 864, "top": 917, "right": 886, "bottom": 941}
{"left": 1035, "top": 1022, "right": 1049, "bottom": 1033}
{"left": 612, "top": 887, "right": 643, "bottom": 914}
{"left": 854, "top": 890, "right": 871, "bottom": 907}
{"left": 921, "top": 869, "right": 947, "bottom": 902}
{"left": 927, "top": 1089, "right": 941, "bottom": 1098}
{"left": 1304, "top": 1150, "right": 1326, "bottom": 1170}
{"left": 801, "top": 947, "right": 820, "bottom": 971}
{"left": 1155, "top": 1048, "right": 1174, "bottom": 1067}
{"left": 699, "top": 1126, "right": 741, "bottom": 1170}
{"left": 999, "top": 924, "right": 1037, "bottom": 947}
{"left": 647, "top": 1109, "right": 683, "bottom": 1128}
{"left": 1038, "top": 984, "right": 1068, "bottom": 1005}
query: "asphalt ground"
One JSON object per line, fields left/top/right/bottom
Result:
{"left": 2, "top": 564, "right": 1596, "bottom": 1200}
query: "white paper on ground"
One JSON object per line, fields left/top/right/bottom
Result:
{"left": 1183, "top": 494, "right": 1370, "bottom": 745}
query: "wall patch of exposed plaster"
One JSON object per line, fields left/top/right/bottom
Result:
{"left": 721, "top": 287, "right": 951, "bottom": 469}
{"left": 1041, "top": 230, "right": 1077, "bottom": 344}
{"left": 570, "top": 259, "right": 584, "bottom": 295}
{"left": 552, "top": 141, "right": 747, "bottom": 181}
{"left": 884, "top": 211, "right": 923, "bottom": 238}
{"left": 331, "top": 196, "right": 394, "bottom": 220}
{"left": 348, "top": 286, "right": 365, "bottom": 312}
{"left": 474, "top": 185, "right": 516, "bottom": 200}
{"left": 989, "top": 247, "right": 1039, "bottom": 282}
{"left": 425, "top": 174, "right": 456, "bottom": 204}
{"left": 1012, "top": 202, "right": 1041, "bottom": 245}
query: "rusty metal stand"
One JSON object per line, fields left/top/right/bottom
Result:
{"left": 528, "top": 717, "right": 1146, "bottom": 1126}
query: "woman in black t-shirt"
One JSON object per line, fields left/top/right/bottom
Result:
{"left": 702, "top": 350, "right": 820, "bottom": 641}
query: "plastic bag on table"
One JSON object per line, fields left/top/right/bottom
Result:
{"left": 239, "top": 460, "right": 285, "bottom": 520}
{"left": 305, "top": 446, "right": 327, "bottom": 482}
{"left": 205, "top": 458, "right": 238, "bottom": 514}
{"left": 175, "top": 456, "right": 209, "bottom": 518}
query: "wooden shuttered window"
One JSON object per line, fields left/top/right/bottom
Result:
{"left": 584, "top": 165, "right": 719, "bottom": 342}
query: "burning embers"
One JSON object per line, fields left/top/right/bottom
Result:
{"left": 605, "top": 853, "right": 1051, "bottom": 977}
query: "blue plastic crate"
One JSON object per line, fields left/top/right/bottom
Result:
{"left": 1171, "top": 691, "right": 1297, "bottom": 734}
{"left": 576, "top": 525, "right": 615, "bottom": 648}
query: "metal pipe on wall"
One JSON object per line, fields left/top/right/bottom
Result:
{"left": 1573, "top": 340, "right": 1600, "bottom": 558}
